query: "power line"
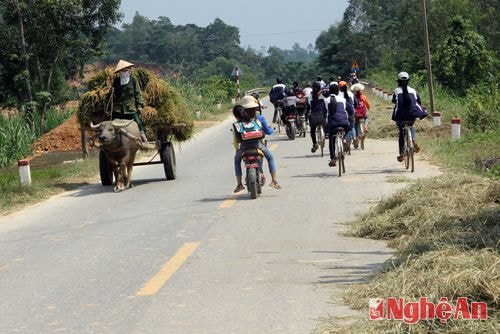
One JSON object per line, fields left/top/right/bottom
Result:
{"left": 105, "top": 28, "right": 328, "bottom": 46}
{"left": 241, "top": 28, "right": 326, "bottom": 38}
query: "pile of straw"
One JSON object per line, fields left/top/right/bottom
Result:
{"left": 321, "top": 174, "right": 500, "bottom": 333}
{"left": 77, "top": 68, "right": 193, "bottom": 142}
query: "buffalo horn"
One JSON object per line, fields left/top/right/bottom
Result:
{"left": 90, "top": 122, "right": 101, "bottom": 129}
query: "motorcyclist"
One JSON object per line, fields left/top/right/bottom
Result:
{"left": 349, "top": 72, "right": 360, "bottom": 85}
{"left": 232, "top": 96, "right": 281, "bottom": 192}
{"left": 281, "top": 89, "right": 297, "bottom": 126}
{"left": 293, "top": 82, "right": 307, "bottom": 130}
{"left": 317, "top": 76, "right": 327, "bottom": 90}
{"left": 292, "top": 81, "right": 303, "bottom": 95}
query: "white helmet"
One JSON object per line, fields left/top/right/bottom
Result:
{"left": 398, "top": 71, "right": 410, "bottom": 80}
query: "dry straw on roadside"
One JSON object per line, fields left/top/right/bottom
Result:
{"left": 327, "top": 174, "right": 500, "bottom": 333}
{"left": 335, "top": 248, "right": 500, "bottom": 334}
{"left": 77, "top": 68, "right": 193, "bottom": 142}
{"left": 347, "top": 174, "right": 499, "bottom": 256}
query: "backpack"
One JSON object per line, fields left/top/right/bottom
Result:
{"left": 270, "top": 87, "right": 286, "bottom": 103}
{"left": 355, "top": 97, "right": 367, "bottom": 119}
{"left": 233, "top": 119, "right": 265, "bottom": 142}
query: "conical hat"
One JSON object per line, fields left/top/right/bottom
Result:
{"left": 351, "top": 83, "right": 365, "bottom": 92}
{"left": 114, "top": 60, "right": 134, "bottom": 73}
{"left": 240, "top": 95, "right": 259, "bottom": 109}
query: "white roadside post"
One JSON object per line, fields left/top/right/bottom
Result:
{"left": 18, "top": 159, "right": 32, "bottom": 186}
{"left": 232, "top": 65, "right": 242, "bottom": 99}
{"left": 451, "top": 118, "right": 461, "bottom": 141}
{"left": 432, "top": 112, "right": 441, "bottom": 127}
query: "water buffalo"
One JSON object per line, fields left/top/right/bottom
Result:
{"left": 90, "top": 119, "right": 141, "bottom": 192}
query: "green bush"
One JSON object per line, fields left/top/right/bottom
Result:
{"left": 198, "top": 76, "right": 236, "bottom": 103}
{"left": 0, "top": 116, "right": 35, "bottom": 168}
{"left": 464, "top": 83, "right": 499, "bottom": 132}
{"left": 0, "top": 108, "right": 73, "bottom": 168}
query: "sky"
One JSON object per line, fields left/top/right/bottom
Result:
{"left": 119, "top": 0, "right": 350, "bottom": 51}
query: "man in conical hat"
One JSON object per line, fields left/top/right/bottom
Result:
{"left": 114, "top": 59, "right": 134, "bottom": 73}
{"left": 112, "top": 59, "right": 147, "bottom": 142}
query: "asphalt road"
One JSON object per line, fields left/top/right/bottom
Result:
{"left": 0, "top": 99, "right": 440, "bottom": 333}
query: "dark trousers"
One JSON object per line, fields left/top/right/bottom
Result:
{"left": 396, "top": 121, "right": 415, "bottom": 155}
{"left": 310, "top": 123, "right": 323, "bottom": 146}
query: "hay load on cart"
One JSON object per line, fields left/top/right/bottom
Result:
{"left": 77, "top": 67, "right": 194, "bottom": 142}
{"left": 77, "top": 67, "right": 194, "bottom": 183}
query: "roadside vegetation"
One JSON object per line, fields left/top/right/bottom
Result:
{"left": 322, "top": 74, "right": 499, "bottom": 333}
{"left": 0, "top": 1, "right": 498, "bottom": 332}
{"left": 0, "top": 108, "right": 74, "bottom": 168}
{"left": 315, "top": 174, "right": 499, "bottom": 333}
{"left": 310, "top": 1, "right": 500, "bottom": 333}
{"left": 0, "top": 157, "right": 100, "bottom": 215}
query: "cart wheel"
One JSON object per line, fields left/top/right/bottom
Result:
{"left": 99, "top": 150, "right": 113, "bottom": 186}
{"left": 160, "top": 142, "right": 176, "bottom": 180}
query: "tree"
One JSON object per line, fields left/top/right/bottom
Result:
{"left": 200, "top": 18, "right": 240, "bottom": 62}
{"left": 1, "top": 0, "right": 121, "bottom": 131}
{"left": 433, "top": 16, "right": 494, "bottom": 95}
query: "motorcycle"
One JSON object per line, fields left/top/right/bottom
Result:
{"left": 242, "top": 147, "right": 265, "bottom": 199}
{"left": 295, "top": 94, "right": 308, "bottom": 137}
{"left": 283, "top": 96, "right": 297, "bottom": 140}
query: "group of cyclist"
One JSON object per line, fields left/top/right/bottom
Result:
{"left": 231, "top": 71, "right": 426, "bottom": 192}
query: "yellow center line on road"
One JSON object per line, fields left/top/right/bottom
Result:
{"left": 269, "top": 143, "right": 278, "bottom": 151}
{"left": 219, "top": 192, "right": 242, "bottom": 209}
{"left": 136, "top": 241, "right": 200, "bottom": 296}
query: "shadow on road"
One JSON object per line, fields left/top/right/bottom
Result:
{"left": 312, "top": 250, "right": 394, "bottom": 255}
{"left": 196, "top": 195, "right": 234, "bottom": 203}
{"left": 315, "top": 262, "right": 387, "bottom": 285}
{"left": 61, "top": 177, "right": 168, "bottom": 197}
{"left": 282, "top": 154, "right": 320, "bottom": 159}
{"left": 132, "top": 178, "right": 169, "bottom": 186}
{"left": 62, "top": 183, "right": 107, "bottom": 197}
{"left": 349, "top": 168, "right": 403, "bottom": 175}
{"left": 291, "top": 172, "right": 338, "bottom": 178}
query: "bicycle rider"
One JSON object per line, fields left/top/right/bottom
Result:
{"left": 308, "top": 81, "right": 327, "bottom": 153}
{"left": 391, "top": 71, "right": 428, "bottom": 162}
{"left": 339, "top": 80, "right": 356, "bottom": 150}
{"left": 325, "top": 82, "right": 353, "bottom": 167}
{"left": 269, "top": 78, "right": 289, "bottom": 123}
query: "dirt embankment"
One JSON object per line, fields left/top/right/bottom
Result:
{"left": 33, "top": 114, "right": 93, "bottom": 154}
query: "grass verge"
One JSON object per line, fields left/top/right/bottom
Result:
{"left": 318, "top": 174, "right": 499, "bottom": 333}
{"left": 0, "top": 157, "right": 99, "bottom": 216}
{"left": 0, "top": 106, "right": 233, "bottom": 216}
{"left": 364, "top": 88, "right": 499, "bottom": 180}
{"left": 420, "top": 129, "right": 500, "bottom": 179}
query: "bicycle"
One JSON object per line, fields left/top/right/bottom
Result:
{"left": 333, "top": 127, "right": 346, "bottom": 177}
{"left": 316, "top": 124, "right": 326, "bottom": 157}
{"left": 402, "top": 121, "right": 415, "bottom": 172}
{"left": 274, "top": 101, "right": 284, "bottom": 133}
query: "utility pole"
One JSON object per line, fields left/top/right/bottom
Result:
{"left": 232, "top": 66, "right": 242, "bottom": 98}
{"left": 421, "top": 0, "right": 435, "bottom": 114}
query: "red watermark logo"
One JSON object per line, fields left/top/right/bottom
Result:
{"left": 369, "top": 297, "right": 488, "bottom": 324}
